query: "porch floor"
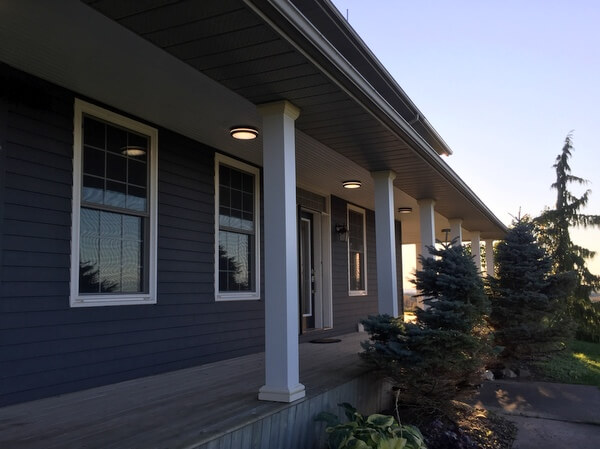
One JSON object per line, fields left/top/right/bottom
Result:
{"left": 1, "top": 332, "right": 374, "bottom": 449}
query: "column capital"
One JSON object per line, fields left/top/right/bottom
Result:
{"left": 371, "top": 170, "right": 397, "bottom": 182}
{"left": 417, "top": 198, "right": 436, "bottom": 207}
{"left": 257, "top": 100, "right": 300, "bottom": 120}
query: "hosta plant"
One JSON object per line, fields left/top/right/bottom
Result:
{"left": 316, "top": 403, "right": 427, "bottom": 449}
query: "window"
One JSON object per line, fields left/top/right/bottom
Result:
{"left": 215, "top": 154, "right": 260, "bottom": 301}
{"left": 348, "top": 205, "right": 367, "bottom": 295}
{"left": 70, "top": 99, "right": 157, "bottom": 307}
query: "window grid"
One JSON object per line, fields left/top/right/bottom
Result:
{"left": 71, "top": 99, "right": 157, "bottom": 307}
{"left": 215, "top": 154, "right": 260, "bottom": 301}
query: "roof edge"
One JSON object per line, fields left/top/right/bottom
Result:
{"left": 244, "top": 0, "right": 507, "bottom": 235}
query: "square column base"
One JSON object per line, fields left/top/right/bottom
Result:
{"left": 258, "top": 383, "right": 306, "bottom": 403}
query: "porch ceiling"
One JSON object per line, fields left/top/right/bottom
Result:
{"left": 79, "top": 0, "right": 505, "bottom": 239}
{"left": 0, "top": 0, "right": 506, "bottom": 240}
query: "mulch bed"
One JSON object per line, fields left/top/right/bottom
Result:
{"left": 395, "top": 401, "right": 517, "bottom": 449}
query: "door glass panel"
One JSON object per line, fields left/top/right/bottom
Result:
{"left": 300, "top": 218, "right": 312, "bottom": 316}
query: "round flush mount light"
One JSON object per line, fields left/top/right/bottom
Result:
{"left": 342, "top": 180, "right": 362, "bottom": 189}
{"left": 121, "top": 146, "right": 146, "bottom": 156}
{"left": 230, "top": 127, "right": 258, "bottom": 140}
{"left": 397, "top": 207, "right": 413, "bottom": 214}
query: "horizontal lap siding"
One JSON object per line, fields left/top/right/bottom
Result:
{"left": 328, "top": 195, "right": 378, "bottom": 335}
{"left": 0, "top": 65, "right": 264, "bottom": 406}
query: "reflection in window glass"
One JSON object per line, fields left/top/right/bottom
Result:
{"left": 78, "top": 115, "right": 149, "bottom": 296}
{"left": 217, "top": 162, "right": 256, "bottom": 294}
{"left": 79, "top": 209, "right": 144, "bottom": 294}
{"left": 348, "top": 209, "right": 366, "bottom": 292}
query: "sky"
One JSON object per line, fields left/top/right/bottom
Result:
{"left": 332, "top": 0, "right": 600, "bottom": 276}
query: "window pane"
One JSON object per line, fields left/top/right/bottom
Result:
{"left": 218, "top": 230, "right": 252, "bottom": 292}
{"left": 83, "top": 146, "right": 105, "bottom": 177}
{"left": 122, "top": 214, "right": 142, "bottom": 240}
{"left": 242, "top": 193, "right": 253, "bottom": 214}
{"left": 83, "top": 117, "right": 105, "bottom": 149}
{"left": 79, "top": 210, "right": 146, "bottom": 295}
{"left": 82, "top": 176, "right": 104, "bottom": 205}
{"left": 106, "top": 153, "right": 127, "bottom": 182}
{"left": 217, "top": 161, "right": 257, "bottom": 295}
{"left": 106, "top": 125, "right": 127, "bottom": 154}
{"left": 230, "top": 169, "right": 242, "bottom": 190}
{"left": 78, "top": 110, "right": 152, "bottom": 299}
{"left": 348, "top": 210, "right": 366, "bottom": 291}
{"left": 220, "top": 165, "right": 230, "bottom": 187}
{"left": 349, "top": 251, "right": 365, "bottom": 291}
{"left": 79, "top": 236, "right": 100, "bottom": 293}
{"left": 82, "top": 117, "right": 149, "bottom": 213}
{"left": 105, "top": 181, "right": 127, "bottom": 208}
{"left": 231, "top": 188, "right": 242, "bottom": 210}
{"left": 127, "top": 186, "right": 147, "bottom": 212}
{"left": 122, "top": 241, "right": 142, "bottom": 292}
{"left": 80, "top": 208, "right": 99, "bottom": 236}
{"left": 128, "top": 159, "right": 147, "bottom": 186}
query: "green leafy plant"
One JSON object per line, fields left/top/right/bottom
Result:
{"left": 315, "top": 403, "right": 427, "bottom": 449}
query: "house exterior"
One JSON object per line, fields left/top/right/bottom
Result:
{"left": 0, "top": 0, "right": 505, "bottom": 407}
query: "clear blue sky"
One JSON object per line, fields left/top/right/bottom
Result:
{"left": 332, "top": 0, "right": 600, "bottom": 274}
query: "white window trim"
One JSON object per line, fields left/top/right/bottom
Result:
{"left": 70, "top": 99, "right": 158, "bottom": 307}
{"left": 214, "top": 153, "right": 261, "bottom": 301}
{"left": 347, "top": 204, "right": 368, "bottom": 296}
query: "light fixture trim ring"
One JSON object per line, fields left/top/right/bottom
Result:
{"left": 230, "top": 126, "right": 259, "bottom": 140}
{"left": 342, "top": 180, "right": 362, "bottom": 189}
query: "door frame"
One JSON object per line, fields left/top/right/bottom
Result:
{"left": 298, "top": 199, "right": 333, "bottom": 332}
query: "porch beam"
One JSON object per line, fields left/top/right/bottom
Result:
{"left": 449, "top": 218, "right": 463, "bottom": 246}
{"left": 485, "top": 239, "right": 495, "bottom": 277}
{"left": 371, "top": 170, "right": 398, "bottom": 317}
{"left": 470, "top": 231, "right": 482, "bottom": 272}
{"left": 258, "top": 100, "right": 305, "bottom": 403}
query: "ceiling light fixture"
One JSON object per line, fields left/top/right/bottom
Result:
{"left": 397, "top": 207, "right": 413, "bottom": 214}
{"left": 342, "top": 180, "right": 362, "bottom": 189}
{"left": 230, "top": 127, "right": 258, "bottom": 140}
{"left": 120, "top": 146, "right": 146, "bottom": 156}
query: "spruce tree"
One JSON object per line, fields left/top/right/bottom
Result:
{"left": 488, "top": 218, "right": 564, "bottom": 360}
{"left": 535, "top": 134, "right": 600, "bottom": 341}
{"left": 361, "top": 242, "right": 490, "bottom": 408}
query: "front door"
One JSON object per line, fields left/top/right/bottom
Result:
{"left": 299, "top": 211, "right": 315, "bottom": 332}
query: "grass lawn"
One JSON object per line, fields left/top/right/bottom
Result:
{"left": 535, "top": 340, "right": 600, "bottom": 386}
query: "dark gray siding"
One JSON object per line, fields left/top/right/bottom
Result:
{"left": 328, "top": 195, "right": 379, "bottom": 335}
{"left": 0, "top": 64, "right": 264, "bottom": 406}
{"left": 299, "top": 196, "right": 405, "bottom": 342}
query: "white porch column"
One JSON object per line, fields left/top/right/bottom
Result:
{"left": 417, "top": 199, "right": 436, "bottom": 267}
{"left": 470, "top": 231, "right": 481, "bottom": 272}
{"left": 485, "top": 239, "right": 495, "bottom": 277}
{"left": 448, "top": 218, "right": 463, "bottom": 246}
{"left": 258, "top": 101, "right": 305, "bottom": 403}
{"left": 371, "top": 170, "right": 398, "bottom": 317}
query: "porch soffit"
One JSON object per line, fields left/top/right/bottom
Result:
{"left": 0, "top": 0, "right": 504, "bottom": 239}
{"left": 81, "top": 0, "right": 505, "bottom": 239}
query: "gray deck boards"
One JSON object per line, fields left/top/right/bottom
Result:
{"left": 0, "top": 332, "right": 384, "bottom": 449}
